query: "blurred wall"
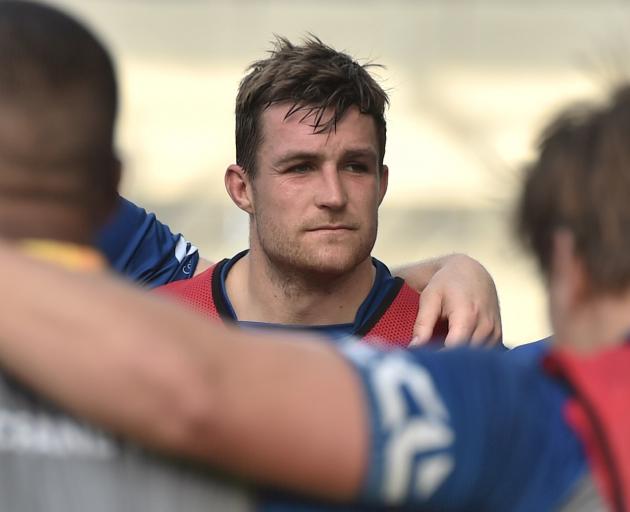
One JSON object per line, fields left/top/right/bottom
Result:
{"left": 47, "top": 0, "right": 630, "bottom": 345}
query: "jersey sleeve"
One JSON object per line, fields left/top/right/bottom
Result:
{"left": 95, "top": 196, "right": 200, "bottom": 287}
{"left": 336, "top": 341, "right": 588, "bottom": 511}
{"left": 505, "top": 337, "right": 553, "bottom": 366}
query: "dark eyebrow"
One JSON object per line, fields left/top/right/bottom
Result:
{"left": 342, "top": 148, "right": 378, "bottom": 162}
{"left": 273, "top": 152, "right": 321, "bottom": 168}
{"left": 272, "top": 147, "right": 379, "bottom": 168}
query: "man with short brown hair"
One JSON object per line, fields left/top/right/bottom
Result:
{"left": 155, "top": 36, "right": 500, "bottom": 346}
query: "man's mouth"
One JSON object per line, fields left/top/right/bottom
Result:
{"left": 307, "top": 224, "right": 356, "bottom": 232}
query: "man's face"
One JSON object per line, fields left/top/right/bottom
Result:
{"left": 248, "top": 103, "right": 388, "bottom": 277}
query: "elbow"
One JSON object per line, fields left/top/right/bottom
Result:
{"left": 152, "top": 387, "right": 219, "bottom": 459}
{"left": 124, "top": 350, "right": 221, "bottom": 460}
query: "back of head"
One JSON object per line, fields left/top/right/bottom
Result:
{"left": 0, "top": 0, "right": 119, "bottom": 241}
{"left": 517, "top": 86, "right": 630, "bottom": 294}
{"left": 235, "top": 35, "right": 389, "bottom": 176}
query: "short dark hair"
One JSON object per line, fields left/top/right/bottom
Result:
{"left": 235, "top": 35, "right": 389, "bottom": 176}
{"left": 0, "top": 0, "right": 118, "bottom": 213}
{"left": 517, "top": 86, "right": 630, "bottom": 292}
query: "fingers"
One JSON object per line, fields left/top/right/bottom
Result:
{"left": 487, "top": 324, "right": 503, "bottom": 346}
{"left": 469, "top": 320, "right": 498, "bottom": 347}
{"left": 410, "top": 291, "right": 443, "bottom": 347}
{"left": 443, "top": 308, "right": 476, "bottom": 347}
{"left": 409, "top": 254, "right": 503, "bottom": 349}
{"left": 447, "top": 314, "right": 502, "bottom": 347}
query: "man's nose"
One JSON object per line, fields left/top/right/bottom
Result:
{"left": 314, "top": 166, "right": 348, "bottom": 210}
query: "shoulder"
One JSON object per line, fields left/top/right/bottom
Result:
{"left": 157, "top": 264, "right": 215, "bottom": 295}
{"left": 506, "top": 337, "right": 553, "bottom": 365}
{"left": 358, "top": 258, "right": 419, "bottom": 346}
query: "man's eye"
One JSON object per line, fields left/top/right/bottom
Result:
{"left": 345, "top": 162, "right": 369, "bottom": 173}
{"left": 288, "top": 163, "right": 313, "bottom": 173}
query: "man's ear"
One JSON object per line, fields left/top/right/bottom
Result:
{"left": 551, "top": 229, "right": 590, "bottom": 309}
{"left": 225, "top": 164, "right": 254, "bottom": 214}
{"left": 377, "top": 164, "right": 389, "bottom": 206}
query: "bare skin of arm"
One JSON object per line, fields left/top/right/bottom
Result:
{"left": 0, "top": 245, "right": 367, "bottom": 501}
{"left": 195, "top": 253, "right": 502, "bottom": 346}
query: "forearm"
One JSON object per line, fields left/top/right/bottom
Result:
{"left": 392, "top": 253, "right": 486, "bottom": 292}
{"left": 0, "top": 250, "right": 214, "bottom": 451}
{"left": 391, "top": 256, "right": 445, "bottom": 291}
{"left": 0, "top": 245, "right": 366, "bottom": 500}
{"left": 208, "top": 331, "right": 367, "bottom": 499}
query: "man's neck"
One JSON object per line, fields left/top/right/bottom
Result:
{"left": 0, "top": 203, "right": 94, "bottom": 246}
{"left": 557, "top": 291, "right": 630, "bottom": 353}
{"left": 225, "top": 250, "right": 376, "bottom": 325}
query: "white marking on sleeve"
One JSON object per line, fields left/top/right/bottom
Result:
{"left": 174, "top": 236, "right": 198, "bottom": 263}
{"left": 416, "top": 454, "right": 454, "bottom": 498}
{"left": 374, "top": 356, "right": 449, "bottom": 430}
{"left": 370, "top": 355, "right": 454, "bottom": 503}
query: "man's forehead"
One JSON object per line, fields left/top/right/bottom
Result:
{"left": 262, "top": 102, "right": 367, "bottom": 126}
{"left": 259, "top": 103, "right": 379, "bottom": 155}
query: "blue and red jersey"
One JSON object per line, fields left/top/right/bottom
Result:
{"left": 156, "top": 250, "right": 426, "bottom": 345}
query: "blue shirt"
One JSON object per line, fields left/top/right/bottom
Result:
{"left": 507, "top": 336, "right": 553, "bottom": 365}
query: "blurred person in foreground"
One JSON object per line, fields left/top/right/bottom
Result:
{"left": 0, "top": 1, "right": 272, "bottom": 510}
{"left": 1, "top": 17, "right": 629, "bottom": 505}
{"left": 96, "top": 37, "right": 502, "bottom": 348}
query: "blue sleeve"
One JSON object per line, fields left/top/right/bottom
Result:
{"left": 95, "top": 196, "right": 200, "bottom": 288}
{"left": 505, "top": 337, "right": 553, "bottom": 367}
{"left": 337, "top": 342, "right": 588, "bottom": 511}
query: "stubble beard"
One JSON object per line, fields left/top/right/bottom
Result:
{"left": 251, "top": 213, "right": 378, "bottom": 289}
